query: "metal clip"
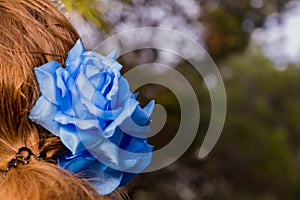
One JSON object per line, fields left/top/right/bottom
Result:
{"left": 2, "top": 147, "right": 34, "bottom": 178}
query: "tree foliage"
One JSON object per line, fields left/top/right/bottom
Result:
{"left": 131, "top": 45, "right": 300, "bottom": 200}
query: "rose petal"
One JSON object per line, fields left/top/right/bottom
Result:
{"left": 58, "top": 152, "right": 123, "bottom": 195}
{"left": 106, "top": 50, "right": 117, "bottom": 60}
{"left": 111, "top": 77, "right": 131, "bottom": 107}
{"left": 80, "top": 97, "right": 122, "bottom": 121}
{"left": 29, "top": 96, "right": 59, "bottom": 136}
{"left": 58, "top": 124, "right": 87, "bottom": 154}
{"left": 34, "top": 61, "right": 61, "bottom": 105}
{"left": 103, "top": 98, "right": 139, "bottom": 137}
{"left": 65, "top": 40, "right": 85, "bottom": 76}
{"left": 90, "top": 168, "right": 123, "bottom": 195}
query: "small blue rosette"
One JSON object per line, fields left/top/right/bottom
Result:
{"left": 29, "top": 40, "right": 154, "bottom": 195}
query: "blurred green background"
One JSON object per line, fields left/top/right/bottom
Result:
{"left": 59, "top": 0, "right": 300, "bottom": 199}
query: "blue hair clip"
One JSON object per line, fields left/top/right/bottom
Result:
{"left": 29, "top": 40, "right": 154, "bottom": 195}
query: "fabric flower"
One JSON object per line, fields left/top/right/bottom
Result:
{"left": 29, "top": 40, "right": 154, "bottom": 195}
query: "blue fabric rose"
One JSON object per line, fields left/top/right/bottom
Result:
{"left": 29, "top": 40, "right": 154, "bottom": 195}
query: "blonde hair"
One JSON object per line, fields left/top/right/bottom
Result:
{"left": 0, "top": 0, "right": 126, "bottom": 199}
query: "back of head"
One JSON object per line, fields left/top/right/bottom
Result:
{"left": 0, "top": 1, "right": 112, "bottom": 199}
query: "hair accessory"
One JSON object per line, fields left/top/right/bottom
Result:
{"left": 3, "top": 147, "right": 35, "bottom": 178}
{"left": 29, "top": 40, "right": 154, "bottom": 194}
